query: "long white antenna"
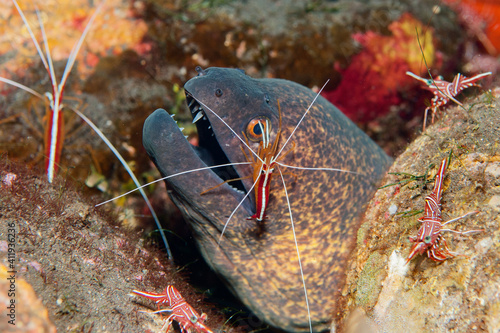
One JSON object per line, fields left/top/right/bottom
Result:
{"left": 217, "top": 163, "right": 262, "bottom": 246}
{"left": 278, "top": 166, "right": 312, "bottom": 333}
{"left": 186, "top": 95, "right": 265, "bottom": 165}
{"left": 96, "top": 162, "right": 251, "bottom": 206}
{"left": 275, "top": 80, "right": 329, "bottom": 159}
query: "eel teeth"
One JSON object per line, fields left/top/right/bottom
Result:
{"left": 170, "top": 114, "right": 176, "bottom": 118}
{"left": 192, "top": 111, "right": 204, "bottom": 123}
{"left": 229, "top": 185, "right": 245, "bottom": 194}
{"left": 179, "top": 127, "right": 185, "bottom": 132}
{"left": 188, "top": 98, "right": 196, "bottom": 108}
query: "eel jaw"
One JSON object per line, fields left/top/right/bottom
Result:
{"left": 185, "top": 93, "right": 247, "bottom": 196}
{"left": 143, "top": 108, "right": 253, "bottom": 226}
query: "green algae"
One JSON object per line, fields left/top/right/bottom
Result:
{"left": 355, "top": 252, "right": 386, "bottom": 308}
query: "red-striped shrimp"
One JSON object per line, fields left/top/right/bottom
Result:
{"left": 406, "top": 156, "right": 483, "bottom": 263}
{"left": 0, "top": 0, "right": 173, "bottom": 257}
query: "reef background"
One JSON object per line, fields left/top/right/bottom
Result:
{"left": 0, "top": 0, "right": 499, "bottom": 332}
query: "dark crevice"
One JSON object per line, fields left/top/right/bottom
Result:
{"left": 185, "top": 93, "right": 247, "bottom": 194}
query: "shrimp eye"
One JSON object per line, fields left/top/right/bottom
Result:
{"left": 424, "top": 235, "right": 432, "bottom": 244}
{"left": 215, "top": 88, "right": 223, "bottom": 97}
{"left": 246, "top": 117, "right": 270, "bottom": 142}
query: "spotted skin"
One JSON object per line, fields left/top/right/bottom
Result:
{"left": 143, "top": 68, "right": 392, "bottom": 332}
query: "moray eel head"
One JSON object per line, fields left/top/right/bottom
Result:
{"left": 143, "top": 67, "right": 392, "bottom": 332}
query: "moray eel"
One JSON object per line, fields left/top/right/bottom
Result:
{"left": 143, "top": 67, "right": 392, "bottom": 332}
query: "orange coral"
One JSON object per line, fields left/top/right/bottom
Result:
{"left": 0, "top": 0, "right": 148, "bottom": 82}
{"left": 323, "top": 13, "right": 437, "bottom": 122}
{"left": 442, "top": 0, "right": 500, "bottom": 55}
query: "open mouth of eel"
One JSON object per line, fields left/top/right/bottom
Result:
{"left": 185, "top": 93, "right": 248, "bottom": 197}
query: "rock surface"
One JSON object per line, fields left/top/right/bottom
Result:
{"left": 0, "top": 0, "right": 499, "bottom": 332}
{"left": 339, "top": 89, "right": 500, "bottom": 333}
{"left": 0, "top": 160, "right": 231, "bottom": 333}
{"left": 0, "top": 264, "right": 56, "bottom": 333}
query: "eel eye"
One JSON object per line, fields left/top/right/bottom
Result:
{"left": 424, "top": 235, "right": 432, "bottom": 244}
{"left": 246, "top": 117, "right": 270, "bottom": 142}
{"left": 215, "top": 88, "right": 223, "bottom": 97}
